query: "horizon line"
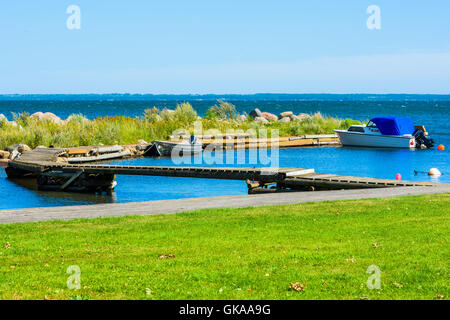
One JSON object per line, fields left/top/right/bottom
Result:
{"left": 1, "top": 93, "right": 450, "bottom": 96}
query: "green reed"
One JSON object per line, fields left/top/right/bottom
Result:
{"left": 0, "top": 102, "right": 360, "bottom": 149}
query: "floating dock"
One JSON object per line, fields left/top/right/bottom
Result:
{"left": 4, "top": 148, "right": 447, "bottom": 194}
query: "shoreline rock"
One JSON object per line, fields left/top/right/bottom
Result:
{"left": 249, "top": 108, "right": 262, "bottom": 118}
{"left": 30, "top": 111, "right": 45, "bottom": 120}
{"left": 279, "top": 111, "right": 293, "bottom": 119}
{"left": 254, "top": 116, "right": 269, "bottom": 124}
{"left": 279, "top": 117, "right": 291, "bottom": 123}
{"left": 31, "top": 111, "right": 63, "bottom": 124}
{"left": 261, "top": 112, "right": 278, "bottom": 121}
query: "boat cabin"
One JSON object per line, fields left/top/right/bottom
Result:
{"left": 347, "top": 117, "right": 415, "bottom": 136}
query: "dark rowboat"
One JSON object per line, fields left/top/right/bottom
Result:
{"left": 144, "top": 140, "right": 202, "bottom": 157}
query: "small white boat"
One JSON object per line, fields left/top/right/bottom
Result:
{"left": 144, "top": 138, "right": 202, "bottom": 157}
{"left": 334, "top": 117, "right": 434, "bottom": 149}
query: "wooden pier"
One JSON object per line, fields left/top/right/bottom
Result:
{"left": 4, "top": 148, "right": 447, "bottom": 194}
{"left": 184, "top": 134, "right": 340, "bottom": 150}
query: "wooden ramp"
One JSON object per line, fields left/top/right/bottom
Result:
{"left": 283, "top": 172, "right": 438, "bottom": 190}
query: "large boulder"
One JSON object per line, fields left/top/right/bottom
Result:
{"left": 239, "top": 114, "right": 247, "bottom": 122}
{"left": 43, "top": 112, "right": 63, "bottom": 124}
{"left": 279, "top": 117, "right": 291, "bottom": 123}
{"left": 254, "top": 116, "right": 269, "bottom": 124}
{"left": 30, "top": 111, "right": 45, "bottom": 120}
{"left": 249, "top": 108, "right": 262, "bottom": 118}
{"left": 31, "top": 111, "right": 63, "bottom": 124}
{"left": 0, "top": 114, "right": 7, "bottom": 122}
{"left": 261, "top": 112, "right": 278, "bottom": 121}
{"left": 279, "top": 111, "right": 293, "bottom": 119}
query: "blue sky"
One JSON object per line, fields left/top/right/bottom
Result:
{"left": 0, "top": 1, "right": 449, "bottom": 94}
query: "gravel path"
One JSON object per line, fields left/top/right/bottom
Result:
{"left": 0, "top": 186, "right": 448, "bottom": 225}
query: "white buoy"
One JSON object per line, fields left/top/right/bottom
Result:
{"left": 428, "top": 168, "right": 442, "bottom": 176}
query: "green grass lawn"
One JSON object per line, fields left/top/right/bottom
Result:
{"left": 0, "top": 194, "right": 448, "bottom": 300}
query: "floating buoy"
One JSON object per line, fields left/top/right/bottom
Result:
{"left": 438, "top": 144, "right": 445, "bottom": 151}
{"left": 395, "top": 173, "right": 401, "bottom": 180}
{"left": 428, "top": 168, "right": 441, "bottom": 176}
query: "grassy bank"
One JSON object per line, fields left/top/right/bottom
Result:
{"left": 0, "top": 193, "right": 448, "bottom": 300}
{"left": 0, "top": 102, "right": 360, "bottom": 149}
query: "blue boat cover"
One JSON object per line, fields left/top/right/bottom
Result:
{"left": 370, "top": 117, "right": 414, "bottom": 136}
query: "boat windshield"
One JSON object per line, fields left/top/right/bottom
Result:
{"left": 348, "top": 126, "right": 365, "bottom": 133}
{"left": 367, "top": 121, "right": 377, "bottom": 128}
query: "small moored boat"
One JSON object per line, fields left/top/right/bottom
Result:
{"left": 144, "top": 137, "right": 202, "bottom": 157}
{"left": 334, "top": 117, "right": 434, "bottom": 149}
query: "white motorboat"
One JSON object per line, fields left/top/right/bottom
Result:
{"left": 334, "top": 117, "right": 434, "bottom": 149}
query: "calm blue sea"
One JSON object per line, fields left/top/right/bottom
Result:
{"left": 0, "top": 96, "right": 448, "bottom": 210}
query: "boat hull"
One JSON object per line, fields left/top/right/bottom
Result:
{"left": 145, "top": 141, "right": 203, "bottom": 157}
{"left": 334, "top": 130, "right": 415, "bottom": 148}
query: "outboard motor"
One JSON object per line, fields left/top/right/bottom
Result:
{"left": 413, "top": 129, "right": 434, "bottom": 149}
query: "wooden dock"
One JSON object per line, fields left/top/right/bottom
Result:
{"left": 9, "top": 160, "right": 306, "bottom": 183}
{"left": 4, "top": 148, "right": 447, "bottom": 194}
{"left": 191, "top": 134, "right": 340, "bottom": 150}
